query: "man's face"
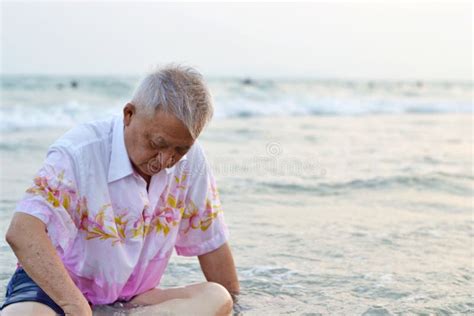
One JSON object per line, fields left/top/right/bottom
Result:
{"left": 123, "top": 103, "right": 194, "bottom": 181}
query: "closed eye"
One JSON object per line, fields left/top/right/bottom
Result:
{"left": 150, "top": 140, "right": 168, "bottom": 150}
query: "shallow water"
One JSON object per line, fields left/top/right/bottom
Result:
{"left": 0, "top": 114, "right": 472, "bottom": 315}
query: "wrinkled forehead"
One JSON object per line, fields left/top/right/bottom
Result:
{"left": 145, "top": 124, "right": 194, "bottom": 148}
{"left": 136, "top": 108, "right": 194, "bottom": 143}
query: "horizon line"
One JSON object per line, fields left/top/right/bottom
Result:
{"left": 1, "top": 73, "right": 472, "bottom": 83}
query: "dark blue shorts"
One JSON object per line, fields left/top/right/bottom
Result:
{"left": 0, "top": 267, "right": 65, "bottom": 315}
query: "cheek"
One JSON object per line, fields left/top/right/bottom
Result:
{"left": 128, "top": 142, "right": 151, "bottom": 166}
{"left": 125, "top": 127, "right": 143, "bottom": 163}
{"left": 136, "top": 150, "right": 155, "bottom": 166}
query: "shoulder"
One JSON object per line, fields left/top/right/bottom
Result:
{"left": 184, "top": 140, "right": 209, "bottom": 174}
{"left": 179, "top": 140, "right": 218, "bottom": 191}
{"left": 52, "top": 116, "right": 115, "bottom": 151}
{"left": 49, "top": 116, "right": 116, "bottom": 158}
{"left": 45, "top": 116, "right": 118, "bottom": 179}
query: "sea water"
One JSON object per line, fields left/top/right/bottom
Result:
{"left": 0, "top": 77, "right": 472, "bottom": 315}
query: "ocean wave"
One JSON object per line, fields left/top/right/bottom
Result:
{"left": 255, "top": 172, "right": 473, "bottom": 197}
{"left": 0, "top": 102, "right": 121, "bottom": 132}
{"left": 1, "top": 77, "right": 472, "bottom": 130}
{"left": 1, "top": 99, "right": 472, "bottom": 131}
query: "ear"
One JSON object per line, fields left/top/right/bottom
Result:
{"left": 123, "top": 103, "right": 135, "bottom": 127}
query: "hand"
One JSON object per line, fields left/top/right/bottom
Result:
{"left": 62, "top": 296, "right": 93, "bottom": 316}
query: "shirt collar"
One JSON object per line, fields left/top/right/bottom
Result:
{"left": 108, "top": 116, "right": 134, "bottom": 183}
{"left": 108, "top": 116, "right": 188, "bottom": 182}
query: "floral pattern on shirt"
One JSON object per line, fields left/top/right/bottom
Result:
{"left": 27, "top": 170, "right": 77, "bottom": 212}
{"left": 179, "top": 171, "right": 222, "bottom": 234}
{"left": 25, "top": 169, "right": 222, "bottom": 245}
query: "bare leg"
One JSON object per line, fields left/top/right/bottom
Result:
{"left": 126, "top": 282, "right": 233, "bottom": 316}
{"left": 1, "top": 302, "right": 57, "bottom": 316}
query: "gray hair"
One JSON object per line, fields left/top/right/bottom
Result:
{"left": 131, "top": 64, "right": 214, "bottom": 139}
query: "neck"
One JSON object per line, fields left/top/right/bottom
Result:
{"left": 133, "top": 166, "right": 151, "bottom": 187}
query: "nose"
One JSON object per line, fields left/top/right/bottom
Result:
{"left": 148, "top": 151, "right": 176, "bottom": 174}
{"left": 156, "top": 151, "right": 176, "bottom": 169}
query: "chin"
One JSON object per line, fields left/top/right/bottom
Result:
{"left": 145, "top": 166, "right": 162, "bottom": 176}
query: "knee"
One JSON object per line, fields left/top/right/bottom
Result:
{"left": 201, "top": 282, "right": 233, "bottom": 316}
{"left": 1, "top": 302, "right": 57, "bottom": 316}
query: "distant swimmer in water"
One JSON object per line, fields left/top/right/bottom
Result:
{"left": 241, "top": 77, "right": 254, "bottom": 85}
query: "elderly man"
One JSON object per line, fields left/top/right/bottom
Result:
{"left": 1, "top": 65, "right": 239, "bottom": 315}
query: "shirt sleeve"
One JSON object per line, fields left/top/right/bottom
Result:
{"left": 15, "top": 147, "right": 80, "bottom": 255}
{"left": 174, "top": 147, "right": 229, "bottom": 257}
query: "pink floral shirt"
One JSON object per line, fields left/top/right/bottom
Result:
{"left": 14, "top": 116, "right": 229, "bottom": 305}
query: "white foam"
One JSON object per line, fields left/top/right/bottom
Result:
{"left": 1, "top": 78, "right": 472, "bottom": 130}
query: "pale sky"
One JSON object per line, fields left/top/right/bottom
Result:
{"left": 1, "top": 0, "right": 472, "bottom": 80}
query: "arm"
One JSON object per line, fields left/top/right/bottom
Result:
{"left": 198, "top": 242, "right": 240, "bottom": 296}
{"left": 6, "top": 212, "right": 92, "bottom": 316}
